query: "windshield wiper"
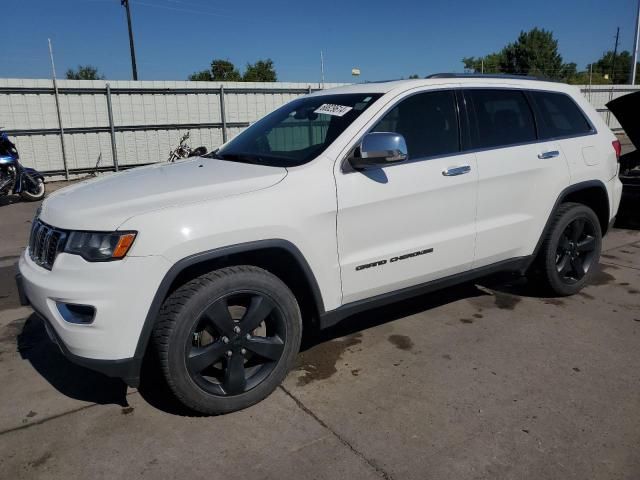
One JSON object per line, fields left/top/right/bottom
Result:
{"left": 208, "top": 151, "right": 263, "bottom": 164}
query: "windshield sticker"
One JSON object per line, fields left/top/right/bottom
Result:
{"left": 314, "top": 104, "right": 353, "bottom": 117}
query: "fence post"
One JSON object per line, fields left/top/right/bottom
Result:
{"left": 105, "top": 83, "right": 119, "bottom": 172}
{"left": 307, "top": 86, "right": 313, "bottom": 145}
{"left": 48, "top": 39, "right": 69, "bottom": 180}
{"left": 606, "top": 86, "right": 614, "bottom": 127}
{"left": 219, "top": 85, "right": 228, "bottom": 143}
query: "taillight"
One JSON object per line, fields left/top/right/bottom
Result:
{"left": 612, "top": 140, "right": 622, "bottom": 161}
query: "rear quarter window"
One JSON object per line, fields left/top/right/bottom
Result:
{"left": 466, "top": 89, "right": 537, "bottom": 149}
{"left": 528, "top": 91, "right": 593, "bottom": 139}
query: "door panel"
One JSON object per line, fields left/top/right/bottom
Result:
{"left": 335, "top": 89, "right": 478, "bottom": 304}
{"left": 473, "top": 141, "right": 569, "bottom": 266}
{"left": 465, "top": 88, "right": 571, "bottom": 267}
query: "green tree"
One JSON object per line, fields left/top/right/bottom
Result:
{"left": 588, "top": 51, "right": 639, "bottom": 84}
{"left": 65, "top": 65, "right": 104, "bottom": 80}
{"left": 462, "top": 28, "right": 575, "bottom": 80}
{"left": 243, "top": 59, "right": 277, "bottom": 82}
{"left": 188, "top": 70, "right": 213, "bottom": 81}
{"left": 211, "top": 59, "right": 242, "bottom": 81}
{"left": 462, "top": 52, "right": 505, "bottom": 74}
{"left": 408, "top": 74, "right": 420, "bottom": 79}
{"left": 501, "top": 28, "right": 564, "bottom": 78}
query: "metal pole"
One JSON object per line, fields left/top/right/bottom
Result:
{"left": 611, "top": 27, "right": 620, "bottom": 84}
{"left": 307, "top": 86, "right": 313, "bottom": 146}
{"left": 607, "top": 86, "right": 614, "bottom": 127}
{"left": 48, "top": 38, "right": 69, "bottom": 180}
{"left": 631, "top": 0, "right": 640, "bottom": 85}
{"left": 121, "top": 0, "right": 138, "bottom": 80}
{"left": 105, "top": 83, "right": 119, "bottom": 172}
{"left": 219, "top": 85, "right": 228, "bottom": 143}
{"left": 320, "top": 51, "right": 325, "bottom": 89}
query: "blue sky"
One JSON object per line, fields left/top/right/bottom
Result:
{"left": 2, "top": 0, "right": 639, "bottom": 82}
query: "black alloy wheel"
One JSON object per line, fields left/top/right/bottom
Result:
{"left": 153, "top": 266, "right": 302, "bottom": 415}
{"left": 187, "top": 291, "right": 286, "bottom": 396}
{"left": 532, "top": 202, "right": 602, "bottom": 296}
{"left": 555, "top": 217, "right": 598, "bottom": 284}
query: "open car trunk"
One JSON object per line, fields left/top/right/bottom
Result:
{"left": 607, "top": 91, "right": 640, "bottom": 188}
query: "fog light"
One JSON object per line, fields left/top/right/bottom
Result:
{"left": 56, "top": 302, "right": 96, "bottom": 324}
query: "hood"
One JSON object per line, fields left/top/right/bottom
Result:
{"left": 40, "top": 157, "right": 287, "bottom": 230}
{"left": 607, "top": 91, "right": 640, "bottom": 149}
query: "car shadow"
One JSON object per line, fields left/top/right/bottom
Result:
{"left": 15, "top": 262, "right": 624, "bottom": 416}
{"left": 0, "top": 195, "right": 21, "bottom": 207}
{"left": 17, "top": 314, "right": 129, "bottom": 407}
{"left": 136, "top": 349, "right": 207, "bottom": 417}
{"left": 301, "top": 280, "right": 492, "bottom": 350}
{"left": 615, "top": 190, "right": 640, "bottom": 230}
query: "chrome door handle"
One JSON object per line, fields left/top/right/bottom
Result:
{"left": 538, "top": 150, "right": 560, "bottom": 159}
{"left": 442, "top": 165, "right": 471, "bottom": 176}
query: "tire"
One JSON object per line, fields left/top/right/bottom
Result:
{"left": 532, "top": 202, "right": 602, "bottom": 296}
{"left": 153, "top": 266, "right": 302, "bottom": 415}
{"left": 19, "top": 177, "right": 45, "bottom": 202}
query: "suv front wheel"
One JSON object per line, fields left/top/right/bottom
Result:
{"left": 153, "top": 266, "right": 302, "bottom": 415}
{"left": 533, "top": 202, "right": 602, "bottom": 296}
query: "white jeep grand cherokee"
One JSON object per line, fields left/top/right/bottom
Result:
{"left": 17, "top": 75, "right": 623, "bottom": 414}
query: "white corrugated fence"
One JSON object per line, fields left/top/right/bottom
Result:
{"left": 0, "top": 79, "right": 637, "bottom": 176}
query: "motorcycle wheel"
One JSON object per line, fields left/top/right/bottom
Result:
{"left": 20, "top": 178, "right": 45, "bottom": 202}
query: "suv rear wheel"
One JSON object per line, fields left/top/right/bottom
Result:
{"left": 533, "top": 202, "right": 602, "bottom": 296}
{"left": 153, "top": 266, "right": 302, "bottom": 415}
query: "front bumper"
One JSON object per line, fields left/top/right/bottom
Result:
{"left": 17, "top": 250, "right": 171, "bottom": 385}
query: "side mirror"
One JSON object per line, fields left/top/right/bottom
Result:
{"left": 349, "top": 132, "right": 408, "bottom": 170}
{"left": 189, "top": 146, "right": 208, "bottom": 157}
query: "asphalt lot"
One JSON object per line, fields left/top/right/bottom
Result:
{"left": 1, "top": 157, "right": 639, "bottom": 479}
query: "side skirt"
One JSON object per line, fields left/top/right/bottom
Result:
{"left": 319, "top": 256, "right": 532, "bottom": 329}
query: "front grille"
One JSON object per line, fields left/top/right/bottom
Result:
{"left": 28, "top": 220, "right": 67, "bottom": 270}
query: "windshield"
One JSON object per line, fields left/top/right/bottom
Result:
{"left": 210, "top": 93, "right": 383, "bottom": 167}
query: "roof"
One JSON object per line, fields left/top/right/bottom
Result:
{"left": 426, "top": 73, "right": 548, "bottom": 81}
{"left": 312, "top": 74, "right": 571, "bottom": 97}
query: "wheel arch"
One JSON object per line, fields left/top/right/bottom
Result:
{"left": 559, "top": 181, "right": 610, "bottom": 235}
{"left": 529, "top": 180, "right": 610, "bottom": 266}
{"left": 133, "top": 239, "right": 325, "bottom": 363}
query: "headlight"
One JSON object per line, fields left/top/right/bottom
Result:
{"left": 64, "top": 231, "right": 137, "bottom": 261}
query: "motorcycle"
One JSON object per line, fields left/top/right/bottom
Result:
{"left": 168, "top": 131, "right": 208, "bottom": 162}
{"left": 0, "top": 130, "right": 46, "bottom": 202}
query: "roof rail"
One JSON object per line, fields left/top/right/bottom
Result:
{"left": 426, "top": 73, "right": 551, "bottom": 82}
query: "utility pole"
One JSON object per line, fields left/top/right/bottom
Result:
{"left": 631, "top": 0, "right": 640, "bottom": 84}
{"left": 611, "top": 27, "right": 620, "bottom": 84}
{"left": 48, "top": 39, "right": 69, "bottom": 180}
{"left": 120, "top": 0, "right": 138, "bottom": 80}
{"left": 320, "top": 51, "right": 325, "bottom": 89}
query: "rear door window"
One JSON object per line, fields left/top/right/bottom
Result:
{"left": 372, "top": 90, "right": 459, "bottom": 159}
{"left": 466, "top": 89, "right": 537, "bottom": 149}
{"left": 528, "top": 91, "right": 592, "bottom": 139}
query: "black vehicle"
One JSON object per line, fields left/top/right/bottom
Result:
{"left": 0, "top": 130, "right": 45, "bottom": 202}
{"left": 607, "top": 91, "right": 640, "bottom": 192}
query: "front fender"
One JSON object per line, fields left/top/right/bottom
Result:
{"left": 14, "top": 167, "right": 44, "bottom": 193}
{"left": 23, "top": 167, "right": 45, "bottom": 181}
